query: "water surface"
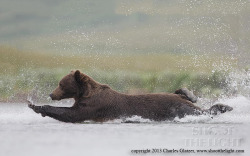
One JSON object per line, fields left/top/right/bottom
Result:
{"left": 0, "top": 96, "right": 249, "bottom": 156}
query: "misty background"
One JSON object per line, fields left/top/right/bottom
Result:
{"left": 0, "top": 0, "right": 250, "bottom": 102}
{"left": 1, "top": 0, "right": 249, "bottom": 56}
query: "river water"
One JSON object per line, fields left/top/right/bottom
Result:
{"left": 0, "top": 96, "right": 249, "bottom": 156}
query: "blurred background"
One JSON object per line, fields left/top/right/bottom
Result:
{"left": 0, "top": 0, "right": 249, "bottom": 103}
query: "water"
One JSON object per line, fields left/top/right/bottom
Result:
{"left": 0, "top": 96, "right": 249, "bottom": 156}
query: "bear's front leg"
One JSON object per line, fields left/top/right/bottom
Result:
{"left": 28, "top": 103, "right": 48, "bottom": 117}
{"left": 28, "top": 101, "right": 91, "bottom": 123}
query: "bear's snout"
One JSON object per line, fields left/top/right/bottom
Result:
{"left": 49, "top": 93, "right": 60, "bottom": 100}
{"left": 49, "top": 93, "right": 55, "bottom": 100}
{"left": 49, "top": 86, "right": 65, "bottom": 100}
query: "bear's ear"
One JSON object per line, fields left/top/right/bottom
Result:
{"left": 74, "top": 70, "right": 88, "bottom": 84}
{"left": 74, "top": 70, "right": 82, "bottom": 84}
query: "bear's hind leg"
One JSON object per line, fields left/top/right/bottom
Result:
{"left": 207, "top": 104, "right": 233, "bottom": 115}
{"left": 175, "top": 88, "right": 198, "bottom": 103}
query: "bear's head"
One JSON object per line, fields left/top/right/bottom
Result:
{"left": 49, "top": 70, "right": 92, "bottom": 100}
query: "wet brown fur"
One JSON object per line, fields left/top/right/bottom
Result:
{"left": 28, "top": 70, "right": 232, "bottom": 123}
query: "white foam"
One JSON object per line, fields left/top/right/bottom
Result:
{"left": 173, "top": 95, "right": 250, "bottom": 124}
{"left": 174, "top": 114, "right": 212, "bottom": 123}
{"left": 106, "top": 115, "right": 152, "bottom": 124}
{"left": 209, "top": 95, "right": 250, "bottom": 123}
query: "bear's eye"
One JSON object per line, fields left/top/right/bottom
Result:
{"left": 59, "top": 83, "right": 63, "bottom": 89}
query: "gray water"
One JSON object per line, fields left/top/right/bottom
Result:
{"left": 0, "top": 96, "right": 249, "bottom": 156}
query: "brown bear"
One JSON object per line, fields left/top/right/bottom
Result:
{"left": 28, "top": 70, "right": 233, "bottom": 123}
